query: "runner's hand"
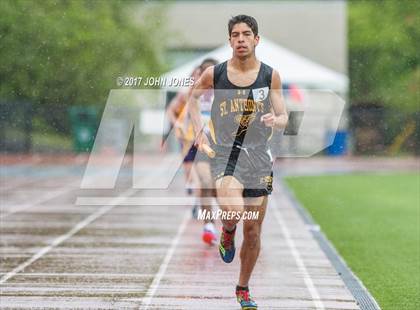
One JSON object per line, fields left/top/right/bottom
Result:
{"left": 194, "top": 131, "right": 210, "bottom": 151}
{"left": 260, "top": 113, "right": 275, "bottom": 127}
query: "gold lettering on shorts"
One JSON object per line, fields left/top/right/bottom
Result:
{"left": 220, "top": 101, "right": 227, "bottom": 117}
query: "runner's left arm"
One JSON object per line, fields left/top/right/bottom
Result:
{"left": 261, "top": 69, "right": 288, "bottom": 130}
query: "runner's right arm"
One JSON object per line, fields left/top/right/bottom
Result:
{"left": 166, "top": 92, "right": 186, "bottom": 128}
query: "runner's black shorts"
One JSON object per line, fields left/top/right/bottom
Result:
{"left": 182, "top": 143, "right": 211, "bottom": 163}
{"left": 183, "top": 144, "right": 198, "bottom": 163}
{"left": 210, "top": 144, "right": 273, "bottom": 198}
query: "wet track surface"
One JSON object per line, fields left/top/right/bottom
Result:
{"left": 3, "top": 156, "right": 412, "bottom": 309}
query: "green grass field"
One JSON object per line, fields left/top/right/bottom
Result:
{"left": 284, "top": 173, "right": 420, "bottom": 310}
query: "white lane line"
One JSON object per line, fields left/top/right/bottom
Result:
{"left": 0, "top": 180, "right": 80, "bottom": 219}
{"left": 1, "top": 170, "right": 112, "bottom": 218}
{"left": 2, "top": 287, "right": 147, "bottom": 292}
{"left": 140, "top": 210, "right": 190, "bottom": 310}
{"left": 0, "top": 179, "right": 34, "bottom": 192}
{"left": 270, "top": 193, "right": 325, "bottom": 310}
{"left": 0, "top": 272, "right": 156, "bottom": 278}
{"left": 76, "top": 196, "right": 248, "bottom": 206}
{"left": 0, "top": 188, "right": 137, "bottom": 284}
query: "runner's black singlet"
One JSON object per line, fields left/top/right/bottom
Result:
{"left": 210, "top": 61, "right": 273, "bottom": 148}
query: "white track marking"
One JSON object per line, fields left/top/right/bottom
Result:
{"left": 1, "top": 170, "right": 112, "bottom": 218}
{"left": 0, "top": 180, "right": 80, "bottom": 219}
{"left": 76, "top": 196, "right": 250, "bottom": 206}
{"left": 140, "top": 210, "right": 190, "bottom": 309}
{"left": 3, "top": 287, "right": 149, "bottom": 292}
{"left": 0, "top": 179, "right": 34, "bottom": 192}
{"left": 270, "top": 194, "right": 325, "bottom": 310}
{"left": 0, "top": 272, "right": 156, "bottom": 278}
{"left": 0, "top": 188, "right": 137, "bottom": 284}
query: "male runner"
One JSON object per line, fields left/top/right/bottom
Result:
{"left": 192, "top": 58, "right": 219, "bottom": 245}
{"left": 167, "top": 60, "right": 220, "bottom": 245}
{"left": 166, "top": 67, "right": 201, "bottom": 199}
{"left": 187, "top": 15, "right": 288, "bottom": 309}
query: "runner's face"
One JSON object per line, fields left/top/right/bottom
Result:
{"left": 229, "top": 23, "right": 259, "bottom": 58}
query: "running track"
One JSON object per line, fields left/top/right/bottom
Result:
{"left": 2, "top": 157, "right": 408, "bottom": 309}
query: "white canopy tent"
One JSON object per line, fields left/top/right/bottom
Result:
{"left": 161, "top": 36, "right": 348, "bottom": 93}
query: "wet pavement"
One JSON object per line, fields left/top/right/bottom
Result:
{"left": 1, "top": 155, "right": 411, "bottom": 309}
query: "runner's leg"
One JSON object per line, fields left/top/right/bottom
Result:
{"left": 196, "top": 160, "right": 217, "bottom": 244}
{"left": 196, "top": 161, "right": 214, "bottom": 223}
{"left": 215, "top": 175, "right": 244, "bottom": 262}
{"left": 215, "top": 175, "right": 244, "bottom": 230}
{"left": 238, "top": 195, "right": 268, "bottom": 286}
